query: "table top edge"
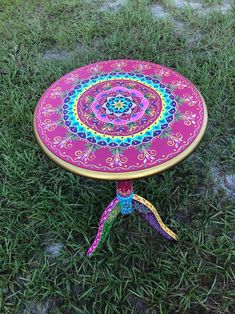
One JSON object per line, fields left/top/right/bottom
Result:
{"left": 33, "top": 94, "right": 208, "bottom": 181}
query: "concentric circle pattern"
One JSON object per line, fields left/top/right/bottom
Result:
{"left": 34, "top": 60, "right": 207, "bottom": 179}
{"left": 63, "top": 72, "right": 177, "bottom": 147}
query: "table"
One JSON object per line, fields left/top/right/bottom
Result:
{"left": 33, "top": 60, "right": 207, "bottom": 257}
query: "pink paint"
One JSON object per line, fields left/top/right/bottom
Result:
{"left": 35, "top": 60, "right": 206, "bottom": 174}
{"left": 86, "top": 198, "right": 119, "bottom": 256}
{"left": 116, "top": 181, "right": 133, "bottom": 197}
{"left": 91, "top": 86, "right": 150, "bottom": 125}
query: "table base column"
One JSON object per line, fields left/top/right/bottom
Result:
{"left": 86, "top": 181, "right": 177, "bottom": 257}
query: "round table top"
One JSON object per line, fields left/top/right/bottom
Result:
{"left": 34, "top": 60, "right": 207, "bottom": 180}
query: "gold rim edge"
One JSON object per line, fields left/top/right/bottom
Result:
{"left": 33, "top": 91, "right": 208, "bottom": 181}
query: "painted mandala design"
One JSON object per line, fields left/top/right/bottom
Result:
{"left": 102, "top": 92, "right": 136, "bottom": 117}
{"left": 91, "top": 86, "right": 150, "bottom": 126}
{"left": 63, "top": 72, "right": 177, "bottom": 147}
{"left": 35, "top": 60, "right": 206, "bottom": 174}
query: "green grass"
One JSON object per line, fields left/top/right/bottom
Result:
{"left": 1, "top": 0, "right": 235, "bottom": 313}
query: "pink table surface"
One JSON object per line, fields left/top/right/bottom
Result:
{"left": 34, "top": 60, "right": 207, "bottom": 180}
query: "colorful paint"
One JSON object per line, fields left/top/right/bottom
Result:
{"left": 87, "top": 191, "right": 177, "bottom": 257}
{"left": 133, "top": 194, "right": 177, "bottom": 240}
{"left": 34, "top": 60, "right": 207, "bottom": 257}
{"left": 116, "top": 181, "right": 134, "bottom": 214}
{"left": 86, "top": 198, "right": 120, "bottom": 257}
{"left": 34, "top": 60, "right": 206, "bottom": 176}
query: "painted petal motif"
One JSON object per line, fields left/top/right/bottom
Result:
{"left": 86, "top": 198, "right": 120, "bottom": 257}
{"left": 102, "top": 93, "right": 137, "bottom": 117}
{"left": 133, "top": 194, "right": 177, "bottom": 241}
{"left": 35, "top": 60, "right": 206, "bottom": 175}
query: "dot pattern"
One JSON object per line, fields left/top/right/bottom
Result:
{"left": 34, "top": 60, "right": 206, "bottom": 176}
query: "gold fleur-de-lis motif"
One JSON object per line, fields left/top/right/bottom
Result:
{"left": 64, "top": 73, "right": 80, "bottom": 84}
{"left": 111, "top": 61, "right": 127, "bottom": 71}
{"left": 155, "top": 68, "right": 171, "bottom": 77}
{"left": 50, "top": 87, "right": 63, "bottom": 99}
{"left": 53, "top": 132, "right": 77, "bottom": 149}
{"left": 106, "top": 147, "right": 127, "bottom": 167}
{"left": 41, "top": 104, "right": 62, "bottom": 116}
{"left": 75, "top": 144, "right": 100, "bottom": 162}
{"left": 133, "top": 63, "right": 151, "bottom": 73}
{"left": 167, "top": 133, "right": 182, "bottom": 147}
{"left": 160, "top": 128, "right": 183, "bottom": 148}
{"left": 182, "top": 94, "right": 198, "bottom": 106}
{"left": 136, "top": 143, "right": 156, "bottom": 164}
{"left": 172, "top": 80, "right": 188, "bottom": 90}
{"left": 175, "top": 111, "right": 197, "bottom": 126}
{"left": 41, "top": 118, "right": 63, "bottom": 131}
{"left": 89, "top": 64, "right": 103, "bottom": 75}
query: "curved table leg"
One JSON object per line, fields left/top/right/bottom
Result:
{"left": 87, "top": 183, "right": 177, "bottom": 257}
{"left": 87, "top": 198, "right": 120, "bottom": 257}
{"left": 133, "top": 194, "right": 177, "bottom": 241}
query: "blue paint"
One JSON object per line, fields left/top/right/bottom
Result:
{"left": 117, "top": 192, "right": 134, "bottom": 214}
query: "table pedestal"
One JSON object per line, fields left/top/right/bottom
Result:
{"left": 87, "top": 181, "right": 177, "bottom": 257}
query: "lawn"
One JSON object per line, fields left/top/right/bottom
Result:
{"left": 0, "top": 0, "right": 235, "bottom": 313}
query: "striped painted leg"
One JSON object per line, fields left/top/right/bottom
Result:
{"left": 133, "top": 194, "right": 177, "bottom": 241}
{"left": 86, "top": 198, "right": 120, "bottom": 257}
